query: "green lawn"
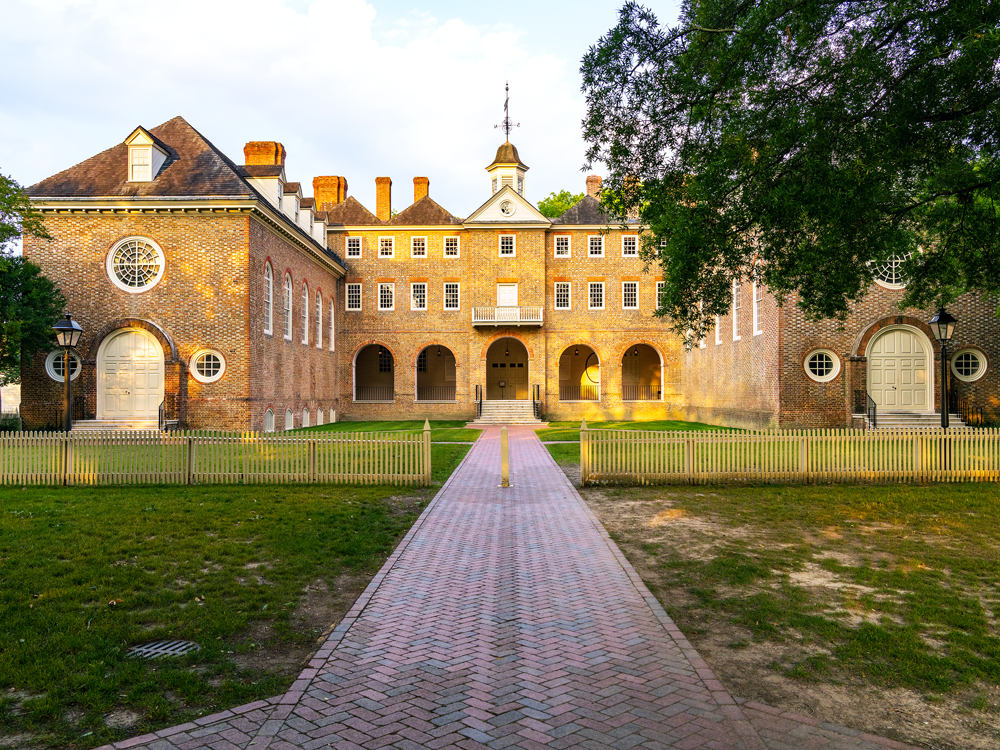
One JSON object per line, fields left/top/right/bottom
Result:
{"left": 0, "top": 442, "right": 471, "bottom": 749}
{"left": 537, "top": 419, "right": 728, "bottom": 442}
{"left": 300, "top": 419, "right": 481, "bottom": 443}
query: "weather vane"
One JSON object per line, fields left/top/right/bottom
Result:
{"left": 494, "top": 82, "right": 520, "bottom": 140}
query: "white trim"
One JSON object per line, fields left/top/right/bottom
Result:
{"left": 189, "top": 349, "right": 227, "bottom": 384}
{"left": 106, "top": 236, "right": 166, "bottom": 294}
{"left": 715, "top": 315, "right": 722, "bottom": 346}
{"left": 588, "top": 235, "right": 604, "bottom": 258}
{"left": 346, "top": 282, "right": 362, "bottom": 311}
{"left": 951, "top": 348, "right": 987, "bottom": 383}
{"left": 329, "top": 298, "right": 336, "bottom": 351}
{"left": 554, "top": 281, "right": 571, "bottom": 310}
{"left": 622, "top": 281, "right": 638, "bottom": 310}
{"left": 443, "top": 282, "right": 460, "bottom": 311}
{"left": 316, "top": 292, "right": 323, "bottom": 348}
{"left": 444, "top": 236, "right": 460, "bottom": 258}
{"left": 263, "top": 262, "right": 274, "bottom": 335}
{"left": 496, "top": 282, "right": 518, "bottom": 307}
{"left": 753, "top": 282, "right": 763, "bottom": 336}
{"left": 264, "top": 408, "right": 275, "bottom": 432}
{"left": 411, "top": 236, "right": 427, "bottom": 258}
{"left": 554, "top": 235, "right": 571, "bottom": 258}
{"left": 499, "top": 234, "right": 516, "bottom": 257}
{"left": 302, "top": 407, "right": 309, "bottom": 428}
{"left": 345, "top": 236, "right": 361, "bottom": 258}
{"left": 865, "top": 324, "right": 935, "bottom": 412}
{"left": 95, "top": 328, "right": 164, "bottom": 421}
{"left": 45, "top": 350, "right": 81, "bottom": 382}
{"left": 411, "top": 282, "right": 428, "bottom": 311}
{"left": 588, "top": 281, "right": 605, "bottom": 310}
{"left": 732, "top": 281, "right": 742, "bottom": 341}
{"left": 378, "top": 236, "right": 394, "bottom": 258}
{"left": 621, "top": 235, "right": 638, "bottom": 257}
{"left": 656, "top": 281, "right": 665, "bottom": 310}
{"left": 283, "top": 274, "right": 293, "bottom": 340}
{"left": 804, "top": 349, "right": 841, "bottom": 383}
{"left": 301, "top": 282, "right": 309, "bottom": 345}
{"left": 378, "top": 282, "right": 395, "bottom": 311}
{"left": 285, "top": 408, "right": 294, "bottom": 431}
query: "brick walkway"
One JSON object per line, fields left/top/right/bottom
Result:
{"left": 99, "top": 427, "right": 919, "bottom": 750}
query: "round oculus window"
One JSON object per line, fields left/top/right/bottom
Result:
{"left": 804, "top": 349, "right": 840, "bottom": 383}
{"left": 499, "top": 200, "right": 515, "bottom": 216}
{"left": 189, "top": 350, "right": 225, "bottom": 383}
{"left": 107, "top": 237, "right": 165, "bottom": 293}
{"left": 951, "top": 348, "right": 986, "bottom": 383}
{"left": 872, "top": 253, "right": 911, "bottom": 289}
{"left": 45, "top": 350, "right": 82, "bottom": 382}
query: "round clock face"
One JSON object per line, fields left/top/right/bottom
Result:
{"left": 499, "top": 200, "right": 515, "bottom": 217}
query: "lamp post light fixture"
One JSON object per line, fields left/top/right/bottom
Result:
{"left": 929, "top": 307, "right": 957, "bottom": 429}
{"left": 52, "top": 313, "right": 83, "bottom": 433}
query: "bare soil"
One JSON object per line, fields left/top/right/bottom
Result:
{"left": 575, "top": 482, "right": 1000, "bottom": 750}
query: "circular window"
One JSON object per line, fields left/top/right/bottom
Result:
{"left": 499, "top": 200, "right": 515, "bottom": 216}
{"left": 45, "top": 350, "right": 82, "bottom": 382}
{"left": 804, "top": 349, "right": 841, "bottom": 383}
{"left": 951, "top": 348, "right": 987, "bottom": 383}
{"left": 872, "top": 253, "right": 912, "bottom": 289}
{"left": 106, "top": 237, "right": 165, "bottom": 293}
{"left": 189, "top": 350, "right": 226, "bottom": 383}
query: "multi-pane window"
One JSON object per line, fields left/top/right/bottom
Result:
{"left": 715, "top": 315, "right": 722, "bottom": 345}
{"left": 733, "top": 281, "right": 742, "bottom": 341}
{"left": 264, "top": 409, "right": 274, "bottom": 432}
{"left": 411, "top": 237, "right": 427, "bottom": 257}
{"left": 622, "top": 236, "right": 638, "bottom": 256}
{"left": 589, "top": 282, "right": 605, "bottom": 310}
{"left": 444, "top": 282, "right": 460, "bottom": 310}
{"left": 555, "top": 282, "right": 571, "bottom": 309}
{"left": 444, "top": 237, "right": 460, "bottom": 257}
{"left": 285, "top": 408, "right": 294, "bottom": 430}
{"left": 301, "top": 283, "right": 309, "bottom": 345}
{"left": 283, "top": 274, "right": 293, "bottom": 339}
{"left": 656, "top": 281, "right": 665, "bottom": 308}
{"left": 316, "top": 292, "right": 323, "bottom": 348}
{"left": 346, "top": 283, "right": 362, "bottom": 311}
{"left": 499, "top": 235, "right": 515, "bottom": 256}
{"left": 554, "top": 236, "right": 570, "bottom": 257}
{"left": 753, "top": 282, "right": 763, "bottom": 335}
{"left": 622, "top": 281, "right": 638, "bottom": 309}
{"left": 411, "top": 282, "right": 427, "bottom": 310}
{"left": 588, "top": 235, "right": 604, "bottom": 257}
{"left": 417, "top": 350, "right": 427, "bottom": 372}
{"left": 378, "top": 282, "right": 394, "bottom": 311}
{"left": 379, "top": 237, "right": 394, "bottom": 258}
{"left": 329, "top": 299, "right": 335, "bottom": 350}
{"left": 378, "top": 349, "right": 392, "bottom": 372}
{"left": 130, "top": 148, "right": 151, "bottom": 181}
{"left": 263, "top": 263, "right": 273, "bottom": 334}
{"left": 699, "top": 301, "right": 706, "bottom": 348}
{"left": 346, "top": 237, "right": 361, "bottom": 257}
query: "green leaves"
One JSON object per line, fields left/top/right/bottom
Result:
{"left": 582, "top": 1, "right": 1000, "bottom": 336}
{"left": 0, "top": 256, "right": 66, "bottom": 386}
{"left": 537, "top": 190, "right": 585, "bottom": 218}
{"left": 0, "top": 173, "right": 50, "bottom": 253}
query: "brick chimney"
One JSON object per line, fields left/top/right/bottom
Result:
{"left": 313, "top": 176, "right": 348, "bottom": 211}
{"left": 414, "top": 177, "right": 429, "bottom": 203}
{"left": 586, "top": 175, "right": 602, "bottom": 198}
{"left": 244, "top": 141, "right": 286, "bottom": 166}
{"left": 376, "top": 177, "right": 392, "bottom": 222}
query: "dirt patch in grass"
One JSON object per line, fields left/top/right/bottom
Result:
{"left": 574, "top": 479, "right": 1000, "bottom": 750}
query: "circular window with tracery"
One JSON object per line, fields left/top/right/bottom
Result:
{"left": 804, "top": 349, "right": 841, "bottom": 383}
{"left": 45, "top": 350, "right": 82, "bottom": 382}
{"left": 951, "top": 348, "right": 987, "bottom": 383}
{"left": 189, "top": 350, "right": 226, "bottom": 383}
{"left": 872, "top": 253, "right": 912, "bottom": 289}
{"left": 106, "top": 237, "right": 165, "bottom": 293}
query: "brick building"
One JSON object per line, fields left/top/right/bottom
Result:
{"left": 21, "top": 116, "right": 999, "bottom": 430}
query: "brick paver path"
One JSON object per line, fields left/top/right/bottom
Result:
{"left": 99, "top": 427, "right": 919, "bottom": 750}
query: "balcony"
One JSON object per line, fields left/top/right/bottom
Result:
{"left": 472, "top": 306, "right": 543, "bottom": 326}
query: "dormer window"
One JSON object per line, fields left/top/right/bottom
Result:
{"left": 125, "top": 126, "right": 168, "bottom": 183}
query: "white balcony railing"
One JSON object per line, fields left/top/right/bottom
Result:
{"left": 471, "top": 306, "right": 543, "bottom": 326}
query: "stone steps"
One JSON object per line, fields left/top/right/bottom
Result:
{"left": 72, "top": 420, "right": 161, "bottom": 432}
{"left": 468, "top": 400, "right": 546, "bottom": 427}
{"left": 867, "top": 411, "right": 966, "bottom": 429}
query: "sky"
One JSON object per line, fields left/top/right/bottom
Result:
{"left": 1, "top": 0, "right": 682, "bottom": 219}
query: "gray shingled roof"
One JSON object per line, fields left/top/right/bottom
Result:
{"left": 325, "top": 196, "right": 383, "bottom": 226}
{"left": 389, "top": 196, "right": 461, "bottom": 225}
{"left": 551, "top": 195, "right": 616, "bottom": 225}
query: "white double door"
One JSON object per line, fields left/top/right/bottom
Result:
{"left": 99, "top": 330, "right": 164, "bottom": 420}
{"left": 868, "top": 328, "right": 929, "bottom": 410}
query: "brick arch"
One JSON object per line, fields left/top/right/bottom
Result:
{"left": 350, "top": 340, "right": 400, "bottom": 366}
{"left": 478, "top": 333, "right": 534, "bottom": 361}
{"left": 853, "top": 315, "right": 940, "bottom": 357}
{"left": 615, "top": 340, "right": 666, "bottom": 366}
{"left": 412, "top": 342, "right": 459, "bottom": 368}
{"left": 85, "top": 318, "right": 179, "bottom": 363}
{"left": 556, "top": 341, "right": 604, "bottom": 364}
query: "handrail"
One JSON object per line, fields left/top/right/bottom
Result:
{"left": 475, "top": 384, "right": 482, "bottom": 419}
{"left": 471, "top": 306, "right": 544, "bottom": 326}
{"left": 951, "top": 393, "right": 985, "bottom": 426}
{"left": 532, "top": 384, "right": 541, "bottom": 420}
{"left": 158, "top": 400, "right": 165, "bottom": 432}
{"left": 866, "top": 391, "right": 877, "bottom": 429}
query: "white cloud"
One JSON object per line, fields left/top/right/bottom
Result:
{"left": 0, "top": 0, "right": 592, "bottom": 216}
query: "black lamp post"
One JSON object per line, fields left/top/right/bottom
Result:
{"left": 929, "top": 307, "right": 957, "bottom": 429}
{"left": 52, "top": 313, "right": 83, "bottom": 433}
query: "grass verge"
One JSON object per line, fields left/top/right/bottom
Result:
{"left": 0, "top": 442, "right": 470, "bottom": 749}
{"left": 302, "top": 419, "right": 481, "bottom": 443}
{"left": 537, "top": 419, "right": 728, "bottom": 442}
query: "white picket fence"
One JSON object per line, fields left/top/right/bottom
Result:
{"left": 0, "top": 427, "right": 432, "bottom": 486}
{"left": 581, "top": 425, "right": 1000, "bottom": 485}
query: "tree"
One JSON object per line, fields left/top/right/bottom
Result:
{"left": 581, "top": 1, "right": 1000, "bottom": 340}
{"left": 538, "top": 190, "right": 585, "bottom": 218}
{"left": 0, "top": 173, "right": 62, "bottom": 409}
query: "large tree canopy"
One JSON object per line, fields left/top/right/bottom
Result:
{"left": 582, "top": 1, "right": 1000, "bottom": 339}
{"left": 538, "top": 190, "right": 586, "bottom": 217}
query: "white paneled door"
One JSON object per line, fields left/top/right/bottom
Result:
{"left": 99, "top": 330, "right": 164, "bottom": 419}
{"left": 868, "top": 327, "right": 929, "bottom": 410}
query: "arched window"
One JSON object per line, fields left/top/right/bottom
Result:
{"left": 283, "top": 274, "right": 293, "bottom": 340}
{"left": 316, "top": 292, "right": 323, "bottom": 348}
{"left": 302, "top": 407, "right": 309, "bottom": 427}
{"left": 301, "top": 282, "right": 309, "bottom": 345}
{"left": 329, "top": 298, "right": 335, "bottom": 351}
{"left": 285, "top": 408, "right": 293, "bottom": 430}
{"left": 263, "top": 263, "right": 274, "bottom": 334}
{"left": 264, "top": 408, "right": 275, "bottom": 432}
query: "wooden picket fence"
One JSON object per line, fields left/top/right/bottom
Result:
{"left": 581, "top": 425, "right": 1000, "bottom": 485}
{"left": 0, "top": 426, "right": 432, "bottom": 487}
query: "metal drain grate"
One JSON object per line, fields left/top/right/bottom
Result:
{"left": 127, "top": 640, "right": 201, "bottom": 659}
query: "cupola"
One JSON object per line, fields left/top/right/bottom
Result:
{"left": 125, "top": 127, "right": 169, "bottom": 182}
{"left": 486, "top": 141, "right": 528, "bottom": 197}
